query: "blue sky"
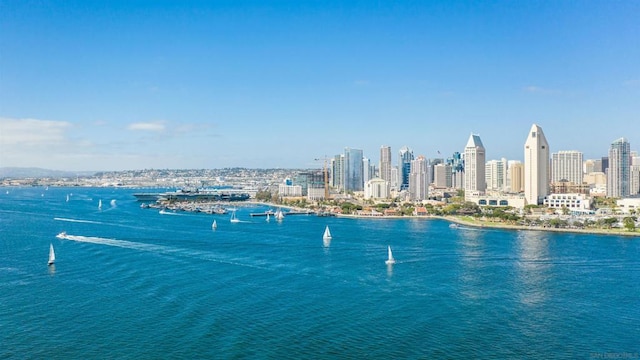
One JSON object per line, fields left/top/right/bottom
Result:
{"left": 1, "top": 0, "right": 638, "bottom": 171}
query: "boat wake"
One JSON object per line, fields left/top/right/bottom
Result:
{"left": 59, "top": 234, "right": 274, "bottom": 271}
{"left": 54, "top": 217, "right": 104, "bottom": 225}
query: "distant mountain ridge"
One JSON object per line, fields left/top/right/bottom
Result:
{"left": 0, "top": 167, "right": 96, "bottom": 178}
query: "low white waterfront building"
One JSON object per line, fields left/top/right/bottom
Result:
{"left": 364, "top": 178, "right": 390, "bottom": 200}
{"left": 616, "top": 198, "right": 640, "bottom": 214}
{"left": 544, "top": 193, "right": 592, "bottom": 213}
{"left": 278, "top": 184, "right": 303, "bottom": 197}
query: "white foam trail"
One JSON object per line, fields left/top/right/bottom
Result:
{"left": 159, "top": 210, "right": 182, "bottom": 216}
{"left": 60, "top": 234, "right": 273, "bottom": 271}
{"left": 63, "top": 235, "right": 171, "bottom": 253}
{"left": 54, "top": 217, "right": 104, "bottom": 225}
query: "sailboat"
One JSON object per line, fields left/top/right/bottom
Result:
{"left": 48, "top": 243, "right": 56, "bottom": 266}
{"left": 385, "top": 246, "right": 396, "bottom": 265}
{"left": 98, "top": 199, "right": 103, "bottom": 210}
{"left": 266, "top": 213, "right": 270, "bottom": 222}
{"left": 212, "top": 219, "right": 218, "bottom": 230}
{"left": 230, "top": 211, "right": 240, "bottom": 223}
{"left": 323, "top": 226, "right": 332, "bottom": 241}
{"left": 274, "top": 208, "right": 284, "bottom": 222}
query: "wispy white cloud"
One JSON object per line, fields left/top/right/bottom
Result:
{"left": 0, "top": 117, "right": 72, "bottom": 146}
{"left": 127, "top": 121, "right": 166, "bottom": 132}
{"left": 623, "top": 79, "right": 640, "bottom": 87}
{"left": 353, "top": 80, "right": 371, "bottom": 86}
{"left": 523, "top": 85, "right": 561, "bottom": 94}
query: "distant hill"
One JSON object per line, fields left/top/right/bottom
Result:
{"left": 0, "top": 167, "right": 95, "bottom": 179}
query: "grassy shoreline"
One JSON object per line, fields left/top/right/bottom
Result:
{"left": 334, "top": 213, "right": 640, "bottom": 237}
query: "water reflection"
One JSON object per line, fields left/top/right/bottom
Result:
{"left": 516, "top": 231, "right": 551, "bottom": 306}
{"left": 386, "top": 263, "right": 394, "bottom": 278}
{"left": 458, "top": 228, "right": 485, "bottom": 300}
{"left": 48, "top": 264, "right": 56, "bottom": 276}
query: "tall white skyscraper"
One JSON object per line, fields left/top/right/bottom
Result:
{"left": 607, "top": 137, "right": 631, "bottom": 198}
{"left": 524, "top": 124, "right": 550, "bottom": 205}
{"left": 485, "top": 158, "right": 507, "bottom": 191}
{"left": 464, "top": 134, "right": 486, "bottom": 199}
{"left": 380, "top": 146, "right": 392, "bottom": 183}
{"left": 409, "top": 155, "right": 429, "bottom": 201}
{"left": 551, "top": 150, "right": 583, "bottom": 184}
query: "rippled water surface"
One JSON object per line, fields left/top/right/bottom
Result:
{"left": 1, "top": 187, "right": 638, "bottom": 359}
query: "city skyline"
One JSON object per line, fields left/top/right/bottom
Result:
{"left": 1, "top": 1, "right": 639, "bottom": 171}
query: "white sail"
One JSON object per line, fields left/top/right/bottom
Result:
{"left": 385, "top": 246, "right": 396, "bottom": 265}
{"left": 230, "top": 211, "right": 240, "bottom": 223}
{"left": 48, "top": 243, "right": 55, "bottom": 265}
{"left": 266, "top": 213, "right": 270, "bottom": 222}
{"left": 212, "top": 219, "right": 217, "bottom": 229}
{"left": 98, "top": 199, "right": 102, "bottom": 210}
{"left": 275, "top": 209, "right": 284, "bottom": 221}
{"left": 323, "top": 226, "right": 332, "bottom": 241}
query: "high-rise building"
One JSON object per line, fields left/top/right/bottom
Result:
{"left": 344, "top": 148, "right": 364, "bottom": 192}
{"left": 593, "top": 159, "right": 603, "bottom": 173}
{"left": 448, "top": 152, "right": 464, "bottom": 189}
{"left": 509, "top": 162, "right": 524, "bottom": 193}
{"left": 398, "top": 146, "right": 414, "bottom": 191}
{"left": 362, "top": 157, "right": 371, "bottom": 186}
{"left": 606, "top": 138, "right": 631, "bottom": 198}
{"left": 331, "top": 155, "right": 345, "bottom": 192}
{"left": 485, "top": 158, "right": 507, "bottom": 191}
{"left": 584, "top": 159, "right": 596, "bottom": 174}
{"left": 524, "top": 124, "right": 550, "bottom": 205}
{"left": 602, "top": 157, "right": 609, "bottom": 173}
{"left": 433, "top": 163, "right": 452, "bottom": 188}
{"left": 552, "top": 150, "right": 583, "bottom": 184}
{"left": 379, "top": 146, "right": 392, "bottom": 183}
{"left": 631, "top": 156, "right": 640, "bottom": 196}
{"left": 409, "top": 155, "right": 429, "bottom": 201}
{"left": 390, "top": 167, "right": 399, "bottom": 191}
{"left": 464, "top": 134, "right": 486, "bottom": 199}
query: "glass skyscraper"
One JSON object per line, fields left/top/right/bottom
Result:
{"left": 398, "top": 146, "right": 414, "bottom": 191}
{"left": 607, "top": 137, "right": 631, "bottom": 198}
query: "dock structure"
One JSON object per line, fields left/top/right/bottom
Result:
{"left": 250, "top": 210, "right": 315, "bottom": 217}
{"left": 134, "top": 189, "right": 250, "bottom": 202}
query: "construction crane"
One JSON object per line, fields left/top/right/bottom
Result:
{"left": 314, "top": 156, "right": 330, "bottom": 200}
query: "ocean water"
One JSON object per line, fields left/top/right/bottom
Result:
{"left": 1, "top": 187, "right": 638, "bottom": 359}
